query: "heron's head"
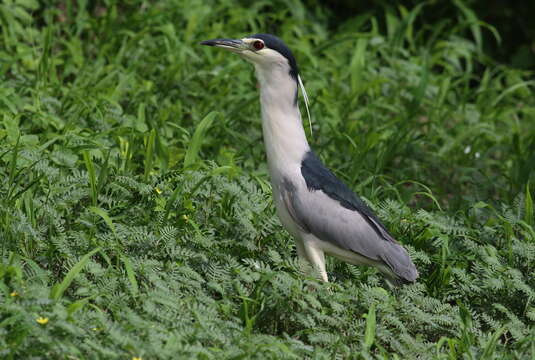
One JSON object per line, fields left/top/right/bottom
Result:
{"left": 201, "top": 33, "right": 299, "bottom": 82}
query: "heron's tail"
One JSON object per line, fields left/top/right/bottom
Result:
{"left": 379, "top": 242, "right": 418, "bottom": 285}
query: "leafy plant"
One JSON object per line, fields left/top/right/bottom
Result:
{"left": 0, "top": 0, "right": 533, "bottom": 359}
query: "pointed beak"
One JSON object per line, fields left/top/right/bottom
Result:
{"left": 200, "top": 38, "right": 247, "bottom": 53}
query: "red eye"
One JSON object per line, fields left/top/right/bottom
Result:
{"left": 253, "top": 40, "right": 264, "bottom": 50}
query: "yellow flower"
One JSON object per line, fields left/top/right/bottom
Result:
{"left": 182, "top": 214, "right": 189, "bottom": 222}
{"left": 155, "top": 187, "right": 162, "bottom": 194}
{"left": 132, "top": 357, "right": 142, "bottom": 360}
{"left": 36, "top": 317, "right": 49, "bottom": 325}
{"left": 10, "top": 291, "right": 18, "bottom": 297}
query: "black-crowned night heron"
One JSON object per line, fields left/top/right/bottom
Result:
{"left": 201, "top": 34, "right": 418, "bottom": 285}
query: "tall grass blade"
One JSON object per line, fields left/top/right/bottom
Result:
{"left": 121, "top": 255, "right": 139, "bottom": 297}
{"left": 88, "top": 206, "right": 116, "bottom": 237}
{"left": 183, "top": 111, "right": 218, "bottom": 168}
{"left": 83, "top": 151, "right": 97, "bottom": 206}
{"left": 7, "top": 135, "right": 20, "bottom": 194}
{"left": 525, "top": 181, "right": 533, "bottom": 226}
{"left": 144, "top": 129, "right": 156, "bottom": 182}
{"left": 50, "top": 247, "right": 100, "bottom": 301}
{"left": 363, "top": 303, "right": 376, "bottom": 350}
{"left": 481, "top": 327, "right": 505, "bottom": 359}
{"left": 453, "top": 0, "right": 482, "bottom": 53}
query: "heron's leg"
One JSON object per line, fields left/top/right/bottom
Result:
{"left": 294, "top": 236, "right": 307, "bottom": 260}
{"left": 302, "top": 236, "right": 328, "bottom": 282}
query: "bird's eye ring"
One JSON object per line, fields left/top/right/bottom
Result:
{"left": 253, "top": 40, "right": 264, "bottom": 50}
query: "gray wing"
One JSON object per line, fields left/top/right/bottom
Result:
{"left": 280, "top": 179, "right": 418, "bottom": 282}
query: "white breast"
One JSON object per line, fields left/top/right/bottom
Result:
{"left": 253, "top": 55, "right": 312, "bottom": 239}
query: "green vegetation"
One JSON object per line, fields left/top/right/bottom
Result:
{"left": 1, "top": 1, "right": 534, "bottom": 358}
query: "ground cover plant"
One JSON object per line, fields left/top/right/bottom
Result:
{"left": 1, "top": 0, "right": 534, "bottom": 358}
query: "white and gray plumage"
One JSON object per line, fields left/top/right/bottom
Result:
{"left": 201, "top": 34, "right": 418, "bottom": 285}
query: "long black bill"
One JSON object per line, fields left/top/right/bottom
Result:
{"left": 200, "top": 38, "right": 245, "bottom": 50}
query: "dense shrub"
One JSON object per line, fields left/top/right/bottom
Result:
{"left": 1, "top": 1, "right": 533, "bottom": 358}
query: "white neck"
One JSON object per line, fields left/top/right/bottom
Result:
{"left": 254, "top": 65, "right": 310, "bottom": 179}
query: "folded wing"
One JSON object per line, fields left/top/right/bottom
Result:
{"left": 282, "top": 151, "right": 418, "bottom": 282}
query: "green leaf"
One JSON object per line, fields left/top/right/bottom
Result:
{"left": 50, "top": 247, "right": 100, "bottom": 301}
{"left": 67, "top": 297, "right": 93, "bottom": 317}
{"left": 144, "top": 128, "right": 156, "bottom": 181}
{"left": 121, "top": 255, "right": 139, "bottom": 297}
{"left": 525, "top": 181, "right": 533, "bottom": 226}
{"left": 83, "top": 151, "right": 97, "bottom": 207}
{"left": 453, "top": 0, "right": 482, "bottom": 52}
{"left": 88, "top": 206, "right": 116, "bottom": 236}
{"left": 481, "top": 327, "right": 505, "bottom": 359}
{"left": 183, "top": 111, "right": 218, "bottom": 168}
{"left": 363, "top": 303, "right": 376, "bottom": 350}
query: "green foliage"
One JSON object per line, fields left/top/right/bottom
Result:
{"left": 0, "top": 0, "right": 534, "bottom": 359}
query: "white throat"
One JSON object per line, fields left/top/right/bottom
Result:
{"left": 254, "top": 64, "right": 310, "bottom": 180}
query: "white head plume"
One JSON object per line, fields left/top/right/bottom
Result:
{"left": 298, "top": 74, "right": 313, "bottom": 139}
